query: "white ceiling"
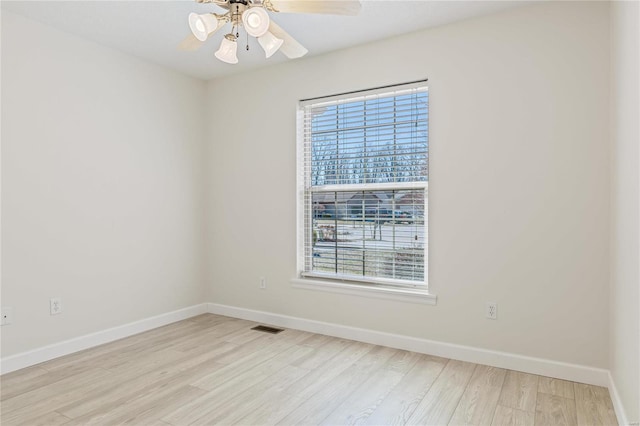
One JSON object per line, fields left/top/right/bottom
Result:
{"left": 2, "top": 0, "right": 530, "bottom": 80}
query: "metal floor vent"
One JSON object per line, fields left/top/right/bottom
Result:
{"left": 251, "top": 325, "right": 284, "bottom": 334}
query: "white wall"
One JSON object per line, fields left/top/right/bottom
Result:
{"left": 4, "top": 1, "right": 632, "bottom": 403}
{"left": 1, "top": 11, "right": 207, "bottom": 357}
{"left": 610, "top": 1, "right": 640, "bottom": 423}
{"left": 205, "top": 1, "right": 611, "bottom": 369}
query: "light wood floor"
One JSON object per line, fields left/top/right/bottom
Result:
{"left": 1, "top": 314, "right": 618, "bottom": 426}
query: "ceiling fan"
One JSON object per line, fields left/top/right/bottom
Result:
{"left": 181, "top": 0, "right": 361, "bottom": 64}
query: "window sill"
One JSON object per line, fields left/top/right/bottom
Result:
{"left": 291, "top": 278, "right": 437, "bottom": 305}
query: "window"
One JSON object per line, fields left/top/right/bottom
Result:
{"left": 297, "top": 82, "right": 429, "bottom": 291}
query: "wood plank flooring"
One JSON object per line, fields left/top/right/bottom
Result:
{"left": 0, "top": 314, "right": 619, "bottom": 426}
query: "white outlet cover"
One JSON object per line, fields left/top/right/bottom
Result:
{"left": 50, "top": 298, "right": 62, "bottom": 315}
{"left": 1, "top": 307, "right": 13, "bottom": 325}
{"left": 486, "top": 302, "right": 497, "bottom": 319}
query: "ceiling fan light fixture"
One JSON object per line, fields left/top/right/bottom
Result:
{"left": 258, "top": 31, "right": 283, "bottom": 58}
{"left": 188, "top": 12, "right": 219, "bottom": 42}
{"left": 214, "top": 34, "right": 239, "bottom": 64}
{"left": 242, "top": 8, "right": 270, "bottom": 37}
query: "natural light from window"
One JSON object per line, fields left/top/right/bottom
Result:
{"left": 298, "top": 82, "right": 429, "bottom": 290}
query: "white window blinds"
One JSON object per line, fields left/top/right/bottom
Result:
{"left": 298, "top": 82, "right": 429, "bottom": 288}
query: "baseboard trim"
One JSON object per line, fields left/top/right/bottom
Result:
{"left": 0, "top": 303, "right": 208, "bottom": 375}
{"left": 207, "top": 302, "right": 610, "bottom": 387}
{"left": 608, "top": 371, "right": 631, "bottom": 426}
{"left": 1, "top": 301, "right": 619, "bottom": 410}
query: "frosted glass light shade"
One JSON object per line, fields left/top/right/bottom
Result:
{"left": 242, "top": 8, "right": 270, "bottom": 37}
{"left": 188, "top": 13, "right": 219, "bottom": 42}
{"left": 215, "top": 35, "right": 239, "bottom": 64}
{"left": 258, "top": 31, "right": 283, "bottom": 58}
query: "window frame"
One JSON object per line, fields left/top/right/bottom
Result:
{"left": 295, "top": 82, "right": 432, "bottom": 300}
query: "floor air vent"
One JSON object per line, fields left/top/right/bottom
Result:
{"left": 251, "top": 325, "right": 284, "bottom": 334}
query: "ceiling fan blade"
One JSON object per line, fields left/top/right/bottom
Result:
{"left": 268, "top": 20, "right": 308, "bottom": 58}
{"left": 197, "top": 0, "right": 229, "bottom": 5}
{"left": 178, "top": 34, "right": 205, "bottom": 51}
{"left": 268, "top": 0, "right": 361, "bottom": 15}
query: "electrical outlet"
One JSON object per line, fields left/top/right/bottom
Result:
{"left": 259, "top": 277, "right": 267, "bottom": 289}
{"left": 1, "top": 307, "right": 13, "bottom": 326}
{"left": 486, "top": 302, "right": 497, "bottom": 320}
{"left": 50, "top": 297, "right": 62, "bottom": 315}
